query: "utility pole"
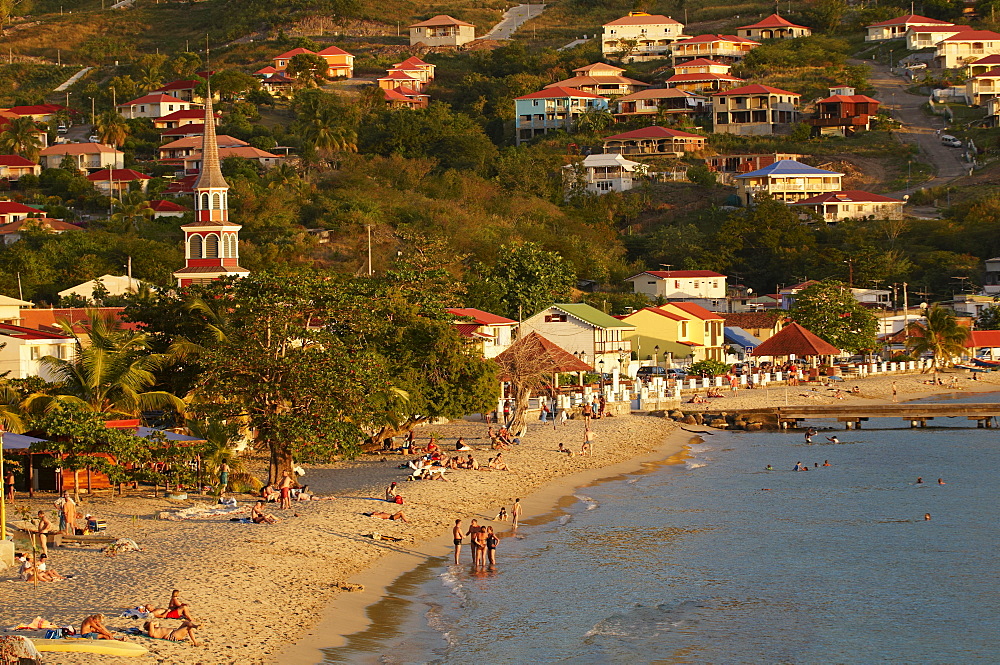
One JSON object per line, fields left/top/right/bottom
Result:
{"left": 902, "top": 281, "right": 910, "bottom": 342}
{"left": 366, "top": 225, "right": 372, "bottom": 276}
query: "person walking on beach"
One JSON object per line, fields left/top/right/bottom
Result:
{"left": 512, "top": 498, "right": 522, "bottom": 528}
{"left": 452, "top": 519, "right": 463, "bottom": 564}
{"left": 581, "top": 402, "right": 593, "bottom": 424}
{"left": 278, "top": 470, "right": 293, "bottom": 510}
{"left": 218, "top": 462, "right": 230, "bottom": 492}
{"left": 4, "top": 469, "right": 14, "bottom": 503}
{"left": 892, "top": 381, "right": 898, "bottom": 403}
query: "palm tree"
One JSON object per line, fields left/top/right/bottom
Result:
{"left": 905, "top": 305, "right": 970, "bottom": 369}
{"left": 95, "top": 110, "right": 130, "bottom": 147}
{"left": 22, "top": 310, "right": 185, "bottom": 418}
{"left": 185, "top": 418, "right": 259, "bottom": 493}
{"left": 575, "top": 107, "right": 615, "bottom": 134}
{"left": 110, "top": 190, "right": 153, "bottom": 233}
{"left": 0, "top": 381, "right": 26, "bottom": 433}
{"left": 0, "top": 116, "right": 43, "bottom": 161}
{"left": 138, "top": 66, "right": 164, "bottom": 93}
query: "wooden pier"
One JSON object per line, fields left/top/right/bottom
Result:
{"left": 736, "top": 404, "right": 1000, "bottom": 430}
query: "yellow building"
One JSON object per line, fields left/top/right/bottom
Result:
{"left": 622, "top": 302, "right": 726, "bottom": 363}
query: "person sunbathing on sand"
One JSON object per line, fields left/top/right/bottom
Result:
{"left": 81, "top": 614, "right": 124, "bottom": 641}
{"left": 367, "top": 511, "right": 409, "bottom": 522}
{"left": 36, "top": 554, "right": 65, "bottom": 581}
{"left": 144, "top": 619, "right": 200, "bottom": 646}
{"left": 261, "top": 485, "right": 279, "bottom": 502}
{"left": 455, "top": 437, "right": 471, "bottom": 451}
{"left": 489, "top": 453, "right": 510, "bottom": 471}
{"left": 251, "top": 501, "right": 279, "bottom": 524}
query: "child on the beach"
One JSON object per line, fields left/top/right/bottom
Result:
{"left": 495, "top": 506, "right": 507, "bottom": 521}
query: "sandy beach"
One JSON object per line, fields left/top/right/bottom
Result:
{"left": 1, "top": 413, "right": 682, "bottom": 665}
{"left": 2, "top": 366, "right": 998, "bottom": 665}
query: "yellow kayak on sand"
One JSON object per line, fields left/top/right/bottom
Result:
{"left": 30, "top": 638, "right": 149, "bottom": 656}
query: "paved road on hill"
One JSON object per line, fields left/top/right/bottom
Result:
{"left": 482, "top": 3, "right": 546, "bottom": 40}
{"left": 861, "top": 61, "right": 968, "bottom": 194}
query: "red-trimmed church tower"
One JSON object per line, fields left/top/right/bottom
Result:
{"left": 172, "top": 84, "right": 250, "bottom": 287}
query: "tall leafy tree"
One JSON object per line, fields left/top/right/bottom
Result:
{"left": 906, "top": 305, "right": 969, "bottom": 368}
{"left": 790, "top": 280, "right": 879, "bottom": 354}
{"left": 467, "top": 241, "right": 576, "bottom": 320}
{"left": 976, "top": 304, "right": 1000, "bottom": 330}
{"left": 0, "top": 116, "right": 43, "bottom": 161}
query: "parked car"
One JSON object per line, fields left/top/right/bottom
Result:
{"left": 941, "top": 135, "right": 963, "bottom": 148}
{"left": 57, "top": 124, "right": 68, "bottom": 134}
{"left": 636, "top": 366, "right": 667, "bottom": 381}
{"left": 665, "top": 368, "right": 687, "bottom": 379}
{"left": 88, "top": 135, "right": 100, "bottom": 143}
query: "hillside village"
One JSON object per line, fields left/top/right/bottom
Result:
{"left": 1, "top": 0, "right": 1000, "bottom": 380}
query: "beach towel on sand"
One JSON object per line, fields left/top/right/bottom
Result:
{"left": 13, "top": 617, "right": 58, "bottom": 631}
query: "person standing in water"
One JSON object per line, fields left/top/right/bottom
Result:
{"left": 511, "top": 498, "right": 522, "bottom": 528}
{"left": 452, "top": 519, "right": 463, "bottom": 564}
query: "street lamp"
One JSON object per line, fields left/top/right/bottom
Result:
{"left": 599, "top": 359, "right": 605, "bottom": 393}
{"left": 653, "top": 344, "right": 659, "bottom": 367}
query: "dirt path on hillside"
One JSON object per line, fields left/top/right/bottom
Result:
{"left": 858, "top": 60, "right": 969, "bottom": 194}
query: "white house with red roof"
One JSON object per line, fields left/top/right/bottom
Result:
{"left": 39, "top": 143, "right": 123, "bottom": 171}
{"left": 0, "top": 200, "right": 42, "bottom": 225}
{"left": 613, "top": 88, "right": 708, "bottom": 117}
{"left": 0, "top": 115, "right": 48, "bottom": 150}
{"left": 807, "top": 87, "right": 880, "bottom": 136}
{"left": 515, "top": 87, "right": 609, "bottom": 145}
{"left": 160, "top": 123, "right": 211, "bottom": 141}
{"left": 0, "top": 217, "right": 80, "bottom": 245}
{"left": 0, "top": 104, "right": 66, "bottom": 123}
{"left": 670, "top": 34, "right": 759, "bottom": 65}
{"left": 736, "top": 13, "right": 810, "bottom": 40}
{"left": 546, "top": 63, "right": 649, "bottom": 96}
{"left": 158, "top": 134, "right": 248, "bottom": 161}
{"left": 566, "top": 153, "right": 646, "bottom": 195}
{"left": 865, "top": 14, "right": 955, "bottom": 41}
{"left": 906, "top": 23, "right": 973, "bottom": 50}
{"left": 711, "top": 84, "right": 801, "bottom": 135}
{"left": 87, "top": 168, "right": 151, "bottom": 196}
{"left": 154, "top": 108, "right": 220, "bottom": 129}
{"left": 790, "top": 190, "right": 904, "bottom": 222}
{"left": 602, "top": 126, "right": 706, "bottom": 156}
{"left": 967, "top": 53, "right": 1000, "bottom": 75}
{"left": 408, "top": 15, "right": 475, "bottom": 47}
{"left": 151, "top": 79, "right": 205, "bottom": 103}
{"left": 626, "top": 270, "right": 726, "bottom": 301}
{"left": 601, "top": 12, "right": 686, "bottom": 62}
{"left": 936, "top": 30, "right": 1000, "bottom": 68}
{"left": 0, "top": 155, "right": 40, "bottom": 181}
{"left": 116, "top": 93, "right": 197, "bottom": 119}
{"left": 447, "top": 307, "right": 518, "bottom": 358}
{"left": 0, "top": 322, "right": 76, "bottom": 381}
{"left": 148, "top": 199, "right": 189, "bottom": 219}
{"left": 965, "top": 67, "right": 1000, "bottom": 104}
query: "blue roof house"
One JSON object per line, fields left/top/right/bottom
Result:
{"left": 515, "top": 87, "right": 610, "bottom": 145}
{"left": 733, "top": 159, "right": 843, "bottom": 206}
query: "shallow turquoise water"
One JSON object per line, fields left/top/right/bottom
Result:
{"left": 325, "top": 399, "right": 1000, "bottom": 664}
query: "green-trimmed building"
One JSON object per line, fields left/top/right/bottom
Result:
{"left": 520, "top": 303, "right": 635, "bottom": 372}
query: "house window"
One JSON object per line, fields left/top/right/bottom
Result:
{"left": 30, "top": 346, "right": 40, "bottom": 360}
{"left": 168, "top": 105, "right": 174, "bottom": 111}
{"left": 648, "top": 281, "right": 656, "bottom": 285}
{"left": 680, "top": 321, "right": 689, "bottom": 338}
{"left": 189, "top": 234, "right": 203, "bottom": 258}
{"left": 206, "top": 234, "right": 220, "bottom": 258}
{"left": 139, "top": 106, "right": 146, "bottom": 113}
{"left": 201, "top": 193, "right": 209, "bottom": 209}
{"left": 213, "top": 193, "right": 221, "bottom": 209}
{"left": 544, "top": 314, "right": 568, "bottom": 323}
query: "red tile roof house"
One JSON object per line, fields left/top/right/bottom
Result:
{"left": 154, "top": 108, "right": 220, "bottom": 130}
{"left": 272, "top": 46, "right": 355, "bottom": 78}
{"left": 736, "top": 13, "right": 811, "bottom": 40}
{"left": 0, "top": 200, "right": 44, "bottom": 225}
{"left": 807, "top": 92, "right": 880, "bottom": 136}
{"left": 148, "top": 199, "right": 189, "bottom": 219}
{"left": 0, "top": 217, "right": 80, "bottom": 244}
{"left": 0, "top": 155, "right": 41, "bottom": 181}
{"left": 383, "top": 86, "right": 430, "bottom": 109}
{"left": 711, "top": 84, "right": 801, "bottom": 135}
{"left": 151, "top": 79, "right": 205, "bottom": 103}
{"left": 0, "top": 103, "right": 66, "bottom": 123}
{"left": 670, "top": 34, "right": 760, "bottom": 65}
{"left": 602, "top": 126, "right": 707, "bottom": 156}
{"left": 158, "top": 134, "right": 249, "bottom": 161}
{"left": 614, "top": 88, "right": 708, "bottom": 117}
{"left": 0, "top": 322, "right": 76, "bottom": 381}
{"left": 116, "top": 93, "right": 199, "bottom": 120}
{"left": 447, "top": 307, "right": 518, "bottom": 358}
{"left": 378, "top": 69, "right": 427, "bottom": 93}
{"left": 408, "top": 15, "right": 476, "bottom": 47}
{"left": 39, "top": 143, "right": 124, "bottom": 171}
{"left": 0, "top": 115, "right": 48, "bottom": 149}
{"left": 790, "top": 190, "right": 904, "bottom": 222}
{"left": 87, "top": 168, "right": 151, "bottom": 196}
{"left": 865, "top": 14, "right": 954, "bottom": 41}
{"left": 392, "top": 56, "right": 436, "bottom": 83}
{"left": 160, "top": 123, "right": 211, "bottom": 141}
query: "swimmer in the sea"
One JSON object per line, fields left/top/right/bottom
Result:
{"left": 826, "top": 436, "right": 839, "bottom": 444}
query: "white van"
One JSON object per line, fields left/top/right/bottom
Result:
{"left": 941, "top": 135, "right": 962, "bottom": 147}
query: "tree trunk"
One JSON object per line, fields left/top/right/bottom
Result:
{"left": 508, "top": 382, "right": 532, "bottom": 438}
{"left": 268, "top": 441, "right": 294, "bottom": 486}
{"left": 73, "top": 469, "right": 80, "bottom": 503}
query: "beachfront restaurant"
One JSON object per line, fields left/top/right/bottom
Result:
{"left": 1, "top": 426, "right": 206, "bottom": 496}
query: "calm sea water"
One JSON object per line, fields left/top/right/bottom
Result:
{"left": 325, "top": 393, "right": 1000, "bottom": 664}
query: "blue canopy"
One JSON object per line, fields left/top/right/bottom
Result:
{"left": 725, "top": 326, "right": 763, "bottom": 350}
{"left": 1, "top": 432, "right": 48, "bottom": 451}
